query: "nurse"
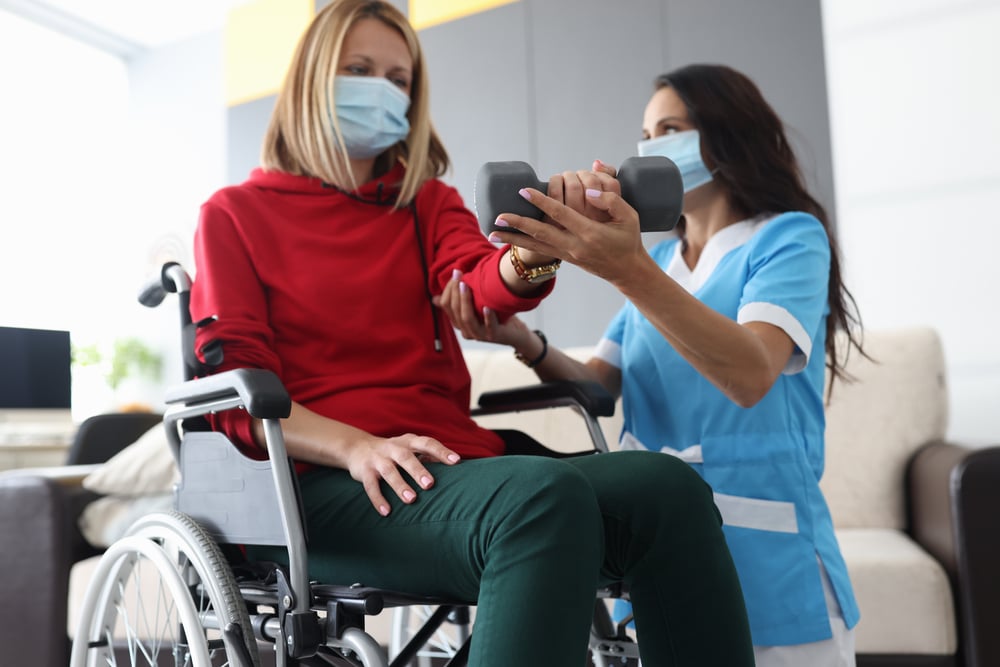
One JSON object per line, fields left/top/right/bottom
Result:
{"left": 438, "top": 63, "right": 865, "bottom": 667}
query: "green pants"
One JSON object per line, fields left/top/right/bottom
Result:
{"left": 254, "top": 449, "right": 753, "bottom": 666}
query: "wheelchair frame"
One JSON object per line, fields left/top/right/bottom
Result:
{"left": 70, "top": 262, "right": 640, "bottom": 667}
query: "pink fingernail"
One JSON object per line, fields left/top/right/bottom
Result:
{"left": 459, "top": 281, "right": 467, "bottom": 293}
{"left": 403, "top": 489, "right": 416, "bottom": 502}
{"left": 452, "top": 268, "right": 461, "bottom": 281}
{"left": 488, "top": 232, "right": 502, "bottom": 243}
{"left": 586, "top": 188, "right": 601, "bottom": 198}
{"left": 494, "top": 216, "right": 510, "bottom": 227}
{"left": 379, "top": 505, "right": 389, "bottom": 516}
{"left": 448, "top": 453, "right": 460, "bottom": 463}
{"left": 420, "top": 475, "right": 432, "bottom": 487}
{"left": 518, "top": 188, "right": 531, "bottom": 200}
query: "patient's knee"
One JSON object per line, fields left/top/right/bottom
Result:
{"left": 487, "top": 457, "right": 602, "bottom": 553}
{"left": 582, "top": 450, "right": 719, "bottom": 528}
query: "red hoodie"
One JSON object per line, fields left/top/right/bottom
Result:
{"left": 191, "top": 163, "right": 551, "bottom": 462}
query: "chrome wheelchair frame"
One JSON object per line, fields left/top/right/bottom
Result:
{"left": 69, "top": 262, "right": 639, "bottom": 667}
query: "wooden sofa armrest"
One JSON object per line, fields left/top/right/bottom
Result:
{"left": 907, "top": 440, "right": 1000, "bottom": 667}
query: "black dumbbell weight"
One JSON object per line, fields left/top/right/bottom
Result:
{"left": 474, "top": 155, "right": 682, "bottom": 235}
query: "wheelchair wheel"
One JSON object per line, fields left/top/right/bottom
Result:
{"left": 70, "top": 510, "right": 259, "bottom": 667}
{"left": 389, "top": 605, "right": 471, "bottom": 666}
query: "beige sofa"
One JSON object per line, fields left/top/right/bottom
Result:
{"left": 6, "top": 327, "right": 996, "bottom": 666}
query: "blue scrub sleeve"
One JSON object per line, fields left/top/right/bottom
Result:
{"left": 738, "top": 212, "right": 830, "bottom": 369}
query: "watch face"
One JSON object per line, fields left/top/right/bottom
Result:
{"left": 526, "top": 268, "right": 558, "bottom": 283}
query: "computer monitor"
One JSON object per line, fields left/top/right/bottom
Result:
{"left": 0, "top": 326, "right": 74, "bottom": 434}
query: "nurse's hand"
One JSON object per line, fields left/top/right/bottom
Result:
{"left": 546, "top": 160, "right": 621, "bottom": 223}
{"left": 488, "top": 183, "right": 644, "bottom": 287}
{"left": 434, "top": 269, "right": 533, "bottom": 348}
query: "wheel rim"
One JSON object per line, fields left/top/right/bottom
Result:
{"left": 78, "top": 536, "right": 213, "bottom": 666}
{"left": 71, "top": 512, "right": 257, "bottom": 667}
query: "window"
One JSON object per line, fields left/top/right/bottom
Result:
{"left": 0, "top": 9, "right": 130, "bottom": 336}
{"left": 0, "top": 9, "right": 148, "bottom": 419}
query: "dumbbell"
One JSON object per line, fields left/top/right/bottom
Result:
{"left": 474, "top": 155, "right": 682, "bottom": 235}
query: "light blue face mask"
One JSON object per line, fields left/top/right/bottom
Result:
{"left": 637, "top": 129, "right": 714, "bottom": 193}
{"left": 332, "top": 75, "right": 411, "bottom": 159}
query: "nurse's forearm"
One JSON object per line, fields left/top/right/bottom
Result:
{"left": 612, "top": 254, "right": 791, "bottom": 408}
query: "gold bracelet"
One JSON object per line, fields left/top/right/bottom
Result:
{"left": 509, "top": 245, "right": 561, "bottom": 284}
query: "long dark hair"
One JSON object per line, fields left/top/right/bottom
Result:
{"left": 657, "top": 64, "right": 864, "bottom": 394}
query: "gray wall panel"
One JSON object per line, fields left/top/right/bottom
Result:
{"left": 227, "top": 95, "right": 275, "bottom": 184}
{"left": 662, "top": 0, "right": 836, "bottom": 220}
{"left": 523, "top": 0, "right": 669, "bottom": 345}
{"left": 420, "top": 4, "right": 534, "bottom": 215}
{"left": 418, "top": 4, "right": 547, "bottom": 336}
{"left": 528, "top": 0, "right": 667, "bottom": 177}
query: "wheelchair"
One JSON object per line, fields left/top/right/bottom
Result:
{"left": 70, "top": 262, "right": 640, "bottom": 667}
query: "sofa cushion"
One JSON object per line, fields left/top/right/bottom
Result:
{"left": 81, "top": 423, "right": 178, "bottom": 496}
{"left": 821, "top": 327, "right": 948, "bottom": 530}
{"left": 837, "top": 528, "right": 956, "bottom": 654}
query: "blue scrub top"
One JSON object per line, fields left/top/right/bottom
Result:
{"left": 600, "top": 212, "right": 859, "bottom": 646}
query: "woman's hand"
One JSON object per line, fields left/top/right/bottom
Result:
{"left": 489, "top": 168, "right": 645, "bottom": 287}
{"left": 265, "top": 402, "right": 461, "bottom": 517}
{"left": 344, "top": 432, "right": 461, "bottom": 517}
{"left": 434, "top": 269, "right": 535, "bottom": 348}
{"left": 546, "top": 160, "right": 621, "bottom": 223}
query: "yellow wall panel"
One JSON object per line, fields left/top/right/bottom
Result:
{"left": 409, "top": 0, "right": 520, "bottom": 31}
{"left": 225, "top": 0, "right": 314, "bottom": 107}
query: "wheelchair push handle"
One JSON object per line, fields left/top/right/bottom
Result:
{"left": 137, "top": 261, "right": 223, "bottom": 381}
{"left": 137, "top": 261, "right": 192, "bottom": 307}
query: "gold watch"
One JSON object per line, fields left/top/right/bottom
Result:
{"left": 509, "top": 245, "right": 561, "bottom": 284}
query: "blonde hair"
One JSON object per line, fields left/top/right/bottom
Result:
{"left": 260, "top": 0, "right": 449, "bottom": 206}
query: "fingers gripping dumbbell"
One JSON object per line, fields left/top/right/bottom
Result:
{"left": 474, "top": 155, "right": 683, "bottom": 235}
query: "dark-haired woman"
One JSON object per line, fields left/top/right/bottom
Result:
{"left": 439, "top": 63, "right": 863, "bottom": 666}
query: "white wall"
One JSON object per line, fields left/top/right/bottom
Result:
{"left": 0, "top": 11, "right": 128, "bottom": 336}
{"left": 122, "top": 30, "right": 228, "bottom": 396}
{"left": 821, "top": 0, "right": 1000, "bottom": 445}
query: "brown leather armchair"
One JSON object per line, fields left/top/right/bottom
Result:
{"left": 900, "top": 441, "right": 1000, "bottom": 667}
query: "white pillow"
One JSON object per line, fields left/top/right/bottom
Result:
{"left": 82, "top": 422, "right": 179, "bottom": 496}
{"left": 78, "top": 493, "right": 174, "bottom": 547}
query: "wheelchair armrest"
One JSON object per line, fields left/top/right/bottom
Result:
{"left": 164, "top": 368, "right": 292, "bottom": 420}
{"left": 473, "top": 380, "right": 615, "bottom": 418}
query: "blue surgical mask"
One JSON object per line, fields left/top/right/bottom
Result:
{"left": 637, "top": 130, "right": 714, "bottom": 193}
{"left": 331, "top": 75, "right": 411, "bottom": 159}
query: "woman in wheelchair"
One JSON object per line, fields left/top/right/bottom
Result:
{"left": 187, "top": 1, "right": 754, "bottom": 665}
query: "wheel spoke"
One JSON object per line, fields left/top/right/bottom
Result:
{"left": 71, "top": 511, "right": 258, "bottom": 667}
